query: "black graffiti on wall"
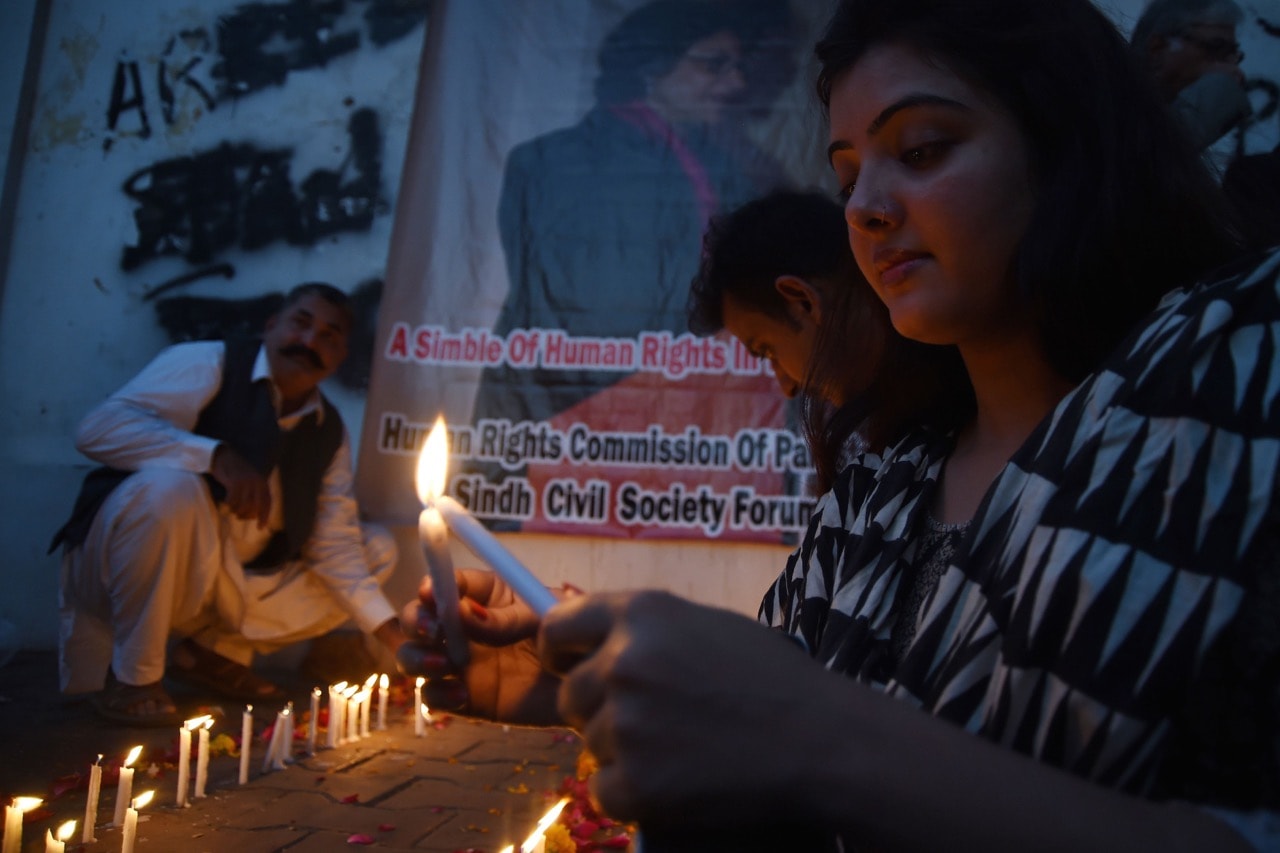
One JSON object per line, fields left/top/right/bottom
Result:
{"left": 120, "top": 107, "right": 385, "bottom": 270}
{"left": 106, "top": 0, "right": 428, "bottom": 140}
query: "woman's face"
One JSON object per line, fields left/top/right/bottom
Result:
{"left": 827, "top": 43, "right": 1036, "bottom": 347}
{"left": 648, "top": 31, "right": 746, "bottom": 126}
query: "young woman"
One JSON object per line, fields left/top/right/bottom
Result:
{"left": 403, "top": 1, "right": 1279, "bottom": 849}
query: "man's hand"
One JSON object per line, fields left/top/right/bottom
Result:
{"left": 209, "top": 444, "right": 271, "bottom": 528}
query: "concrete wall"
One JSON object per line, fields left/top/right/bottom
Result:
{"left": 2, "top": 0, "right": 1278, "bottom": 651}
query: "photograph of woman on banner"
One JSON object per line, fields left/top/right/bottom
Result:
{"left": 465, "top": 0, "right": 812, "bottom": 539}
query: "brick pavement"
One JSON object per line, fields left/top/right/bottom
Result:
{"left": 0, "top": 651, "right": 630, "bottom": 853}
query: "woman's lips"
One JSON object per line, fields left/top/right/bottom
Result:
{"left": 873, "top": 248, "right": 929, "bottom": 287}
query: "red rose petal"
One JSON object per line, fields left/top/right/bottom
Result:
{"left": 346, "top": 833, "right": 375, "bottom": 845}
{"left": 341, "top": 793, "right": 360, "bottom": 804}
{"left": 377, "top": 823, "right": 396, "bottom": 832}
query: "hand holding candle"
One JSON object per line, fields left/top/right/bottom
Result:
{"left": 416, "top": 417, "right": 557, "bottom": 620}
{"left": 416, "top": 418, "right": 471, "bottom": 667}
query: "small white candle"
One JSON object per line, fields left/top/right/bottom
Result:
{"left": 239, "top": 706, "right": 253, "bottom": 785}
{"left": 83, "top": 754, "right": 102, "bottom": 842}
{"left": 327, "top": 682, "right": 347, "bottom": 748}
{"left": 177, "top": 716, "right": 209, "bottom": 807}
{"left": 308, "top": 688, "right": 320, "bottom": 754}
{"left": 44, "top": 820, "right": 75, "bottom": 853}
{"left": 361, "top": 675, "right": 376, "bottom": 737}
{"left": 3, "top": 797, "right": 42, "bottom": 853}
{"left": 261, "top": 709, "right": 283, "bottom": 773}
{"left": 520, "top": 797, "right": 569, "bottom": 853}
{"left": 281, "top": 702, "right": 295, "bottom": 764}
{"left": 194, "top": 718, "right": 213, "bottom": 798}
{"left": 121, "top": 790, "right": 152, "bottom": 853}
{"left": 413, "top": 677, "right": 425, "bottom": 736}
{"left": 377, "top": 674, "right": 389, "bottom": 731}
{"left": 343, "top": 685, "right": 359, "bottom": 743}
{"left": 112, "top": 746, "right": 142, "bottom": 827}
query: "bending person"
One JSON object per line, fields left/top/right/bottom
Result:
{"left": 53, "top": 283, "right": 406, "bottom": 725}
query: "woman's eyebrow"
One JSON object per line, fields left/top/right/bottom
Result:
{"left": 827, "top": 93, "right": 970, "bottom": 164}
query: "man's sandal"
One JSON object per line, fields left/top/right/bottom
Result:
{"left": 166, "top": 638, "right": 285, "bottom": 702}
{"left": 90, "top": 669, "right": 185, "bottom": 728}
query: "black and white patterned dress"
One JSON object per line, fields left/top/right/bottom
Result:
{"left": 760, "top": 248, "right": 1280, "bottom": 848}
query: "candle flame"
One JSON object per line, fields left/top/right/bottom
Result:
{"left": 415, "top": 676, "right": 425, "bottom": 688}
{"left": 123, "top": 745, "right": 143, "bottom": 767}
{"left": 379, "top": 673, "right": 389, "bottom": 689}
{"left": 202, "top": 718, "right": 214, "bottom": 730}
{"left": 10, "top": 796, "right": 42, "bottom": 812}
{"left": 520, "top": 797, "right": 570, "bottom": 852}
{"left": 415, "top": 416, "right": 449, "bottom": 503}
{"left": 132, "top": 790, "right": 154, "bottom": 810}
{"left": 185, "top": 714, "right": 212, "bottom": 731}
{"left": 56, "top": 820, "right": 76, "bottom": 841}
{"left": 312, "top": 687, "right": 321, "bottom": 697}
{"left": 342, "top": 685, "right": 359, "bottom": 699}
{"left": 246, "top": 704, "right": 253, "bottom": 713}
{"left": 95, "top": 753, "right": 103, "bottom": 764}
{"left": 498, "top": 847, "right": 515, "bottom": 853}
{"left": 364, "top": 673, "right": 378, "bottom": 688}
{"left": 333, "top": 681, "right": 349, "bottom": 692}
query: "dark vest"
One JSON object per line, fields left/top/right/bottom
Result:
{"left": 49, "top": 337, "right": 345, "bottom": 572}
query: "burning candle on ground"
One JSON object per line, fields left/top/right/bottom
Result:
{"left": 43, "top": 820, "right": 75, "bottom": 853}
{"left": 361, "top": 675, "right": 376, "bottom": 737}
{"left": 261, "top": 707, "right": 283, "bottom": 773}
{"left": 177, "top": 716, "right": 210, "bottom": 807}
{"left": 282, "top": 701, "right": 295, "bottom": 763}
{"left": 417, "top": 416, "right": 558, "bottom": 618}
{"left": 239, "top": 706, "right": 253, "bottom": 784}
{"left": 342, "top": 684, "right": 359, "bottom": 742}
{"left": 520, "top": 797, "right": 570, "bottom": 853}
{"left": 194, "top": 717, "right": 214, "bottom": 798}
{"left": 121, "top": 790, "right": 152, "bottom": 853}
{"left": 377, "top": 673, "right": 389, "bottom": 730}
{"left": 112, "top": 746, "right": 142, "bottom": 827}
{"left": 3, "top": 797, "right": 43, "bottom": 853}
{"left": 83, "top": 754, "right": 102, "bottom": 842}
{"left": 413, "top": 677, "right": 425, "bottom": 737}
{"left": 328, "top": 682, "right": 348, "bottom": 748}
{"left": 308, "top": 687, "right": 320, "bottom": 754}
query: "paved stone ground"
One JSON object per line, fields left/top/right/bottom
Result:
{"left": 0, "top": 650, "right": 620, "bottom": 853}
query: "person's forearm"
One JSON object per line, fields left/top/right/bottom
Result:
{"left": 800, "top": 676, "right": 1253, "bottom": 852}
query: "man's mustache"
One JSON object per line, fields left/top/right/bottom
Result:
{"left": 280, "top": 344, "right": 324, "bottom": 369}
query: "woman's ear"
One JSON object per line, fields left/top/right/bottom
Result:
{"left": 774, "top": 275, "right": 823, "bottom": 326}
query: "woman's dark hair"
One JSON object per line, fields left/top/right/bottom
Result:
{"left": 813, "top": 0, "right": 1242, "bottom": 439}
{"left": 689, "top": 188, "right": 964, "bottom": 490}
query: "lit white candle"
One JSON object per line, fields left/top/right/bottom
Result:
{"left": 3, "top": 797, "right": 42, "bottom": 853}
{"left": 177, "top": 716, "right": 209, "bottom": 807}
{"left": 328, "top": 682, "right": 347, "bottom": 748}
{"left": 361, "top": 675, "right": 376, "bottom": 737}
{"left": 112, "top": 746, "right": 141, "bottom": 827}
{"left": 520, "top": 797, "right": 569, "bottom": 853}
{"left": 343, "top": 685, "right": 359, "bottom": 743}
{"left": 194, "top": 717, "right": 214, "bottom": 798}
{"left": 239, "top": 706, "right": 253, "bottom": 785}
{"left": 282, "top": 701, "right": 295, "bottom": 763}
{"left": 376, "top": 674, "right": 389, "bottom": 731}
{"left": 121, "top": 790, "right": 152, "bottom": 853}
{"left": 418, "top": 417, "right": 557, "bottom": 618}
{"left": 416, "top": 417, "right": 473, "bottom": 666}
{"left": 308, "top": 688, "right": 320, "bottom": 754}
{"left": 413, "top": 677, "right": 425, "bottom": 737}
{"left": 44, "top": 819, "right": 74, "bottom": 853}
{"left": 83, "top": 754, "right": 102, "bottom": 843}
{"left": 261, "top": 709, "right": 284, "bottom": 773}
{"left": 270, "top": 706, "right": 291, "bottom": 770}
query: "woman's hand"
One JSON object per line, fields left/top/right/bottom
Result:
{"left": 397, "top": 568, "right": 564, "bottom": 724}
{"left": 539, "top": 590, "right": 822, "bottom": 828}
